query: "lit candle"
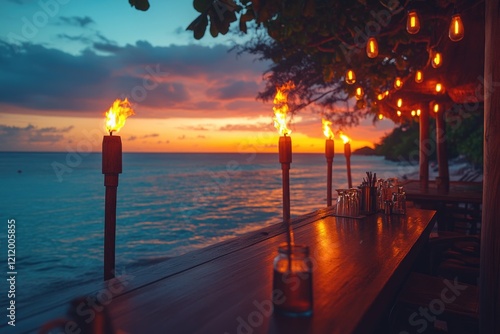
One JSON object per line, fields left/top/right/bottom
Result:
{"left": 322, "top": 119, "right": 335, "bottom": 207}
{"left": 102, "top": 98, "right": 134, "bottom": 280}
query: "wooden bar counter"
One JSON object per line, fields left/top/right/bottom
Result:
{"left": 112, "top": 208, "right": 435, "bottom": 334}
{"left": 15, "top": 207, "right": 436, "bottom": 334}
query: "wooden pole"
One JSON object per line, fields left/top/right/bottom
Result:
{"left": 435, "top": 107, "right": 450, "bottom": 191}
{"left": 326, "top": 139, "right": 334, "bottom": 207}
{"left": 419, "top": 105, "right": 430, "bottom": 188}
{"left": 481, "top": 0, "right": 500, "bottom": 331}
{"left": 102, "top": 135, "right": 122, "bottom": 281}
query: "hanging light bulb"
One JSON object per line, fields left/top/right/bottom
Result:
{"left": 406, "top": 10, "right": 420, "bottom": 34}
{"left": 366, "top": 37, "right": 379, "bottom": 58}
{"left": 434, "top": 103, "right": 440, "bottom": 113}
{"left": 397, "top": 110, "right": 402, "bottom": 117}
{"left": 449, "top": 14, "right": 464, "bottom": 42}
{"left": 378, "top": 114, "right": 384, "bottom": 120}
{"left": 345, "top": 69, "right": 356, "bottom": 84}
{"left": 411, "top": 110, "right": 416, "bottom": 117}
{"left": 377, "top": 93, "right": 385, "bottom": 100}
{"left": 435, "top": 82, "right": 443, "bottom": 93}
{"left": 397, "top": 98, "right": 403, "bottom": 108}
{"left": 431, "top": 51, "right": 442, "bottom": 68}
{"left": 415, "top": 70, "right": 424, "bottom": 83}
{"left": 394, "top": 77, "right": 403, "bottom": 89}
{"left": 355, "top": 86, "right": 364, "bottom": 100}
{"left": 416, "top": 109, "right": 421, "bottom": 116}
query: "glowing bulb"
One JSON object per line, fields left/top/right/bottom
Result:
{"left": 406, "top": 10, "right": 420, "bottom": 34}
{"left": 417, "top": 109, "right": 421, "bottom": 116}
{"left": 394, "top": 77, "right": 403, "bottom": 89}
{"left": 415, "top": 70, "right": 424, "bottom": 83}
{"left": 366, "top": 37, "right": 379, "bottom": 58}
{"left": 355, "top": 86, "right": 364, "bottom": 100}
{"left": 397, "top": 110, "right": 402, "bottom": 117}
{"left": 397, "top": 98, "right": 403, "bottom": 108}
{"left": 345, "top": 69, "right": 356, "bottom": 84}
{"left": 411, "top": 110, "right": 416, "bottom": 117}
{"left": 435, "top": 83, "right": 443, "bottom": 93}
{"left": 431, "top": 51, "right": 442, "bottom": 68}
{"left": 378, "top": 114, "right": 384, "bottom": 120}
{"left": 385, "top": 90, "right": 389, "bottom": 96}
{"left": 434, "top": 103, "right": 440, "bottom": 113}
{"left": 449, "top": 14, "right": 464, "bottom": 42}
{"left": 377, "top": 93, "right": 385, "bottom": 100}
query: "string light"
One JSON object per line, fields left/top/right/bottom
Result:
{"left": 435, "top": 83, "right": 443, "bottom": 93}
{"left": 406, "top": 10, "right": 421, "bottom": 34}
{"left": 411, "top": 110, "right": 416, "bottom": 117}
{"left": 394, "top": 77, "right": 403, "bottom": 89}
{"left": 377, "top": 93, "right": 385, "bottom": 100}
{"left": 397, "top": 110, "right": 402, "bottom": 117}
{"left": 433, "top": 103, "right": 440, "bottom": 113}
{"left": 366, "top": 37, "right": 379, "bottom": 58}
{"left": 345, "top": 69, "right": 356, "bottom": 84}
{"left": 397, "top": 98, "right": 403, "bottom": 108}
{"left": 355, "top": 86, "right": 364, "bottom": 100}
{"left": 415, "top": 70, "right": 424, "bottom": 83}
{"left": 378, "top": 114, "right": 384, "bottom": 120}
{"left": 449, "top": 14, "right": 464, "bottom": 42}
{"left": 431, "top": 51, "right": 442, "bottom": 68}
{"left": 416, "top": 109, "right": 421, "bottom": 116}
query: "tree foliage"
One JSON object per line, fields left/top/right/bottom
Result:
{"left": 182, "top": 0, "right": 481, "bottom": 128}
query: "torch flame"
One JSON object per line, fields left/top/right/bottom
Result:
{"left": 338, "top": 132, "right": 350, "bottom": 144}
{"left": 322, "top": 119, "right": 334, "bottom": 139}
{"left": 273, "top": 82, "right": 294, "bottom": 136}
{"left": 105, "top": 98, "right": 135, "bottom": 135}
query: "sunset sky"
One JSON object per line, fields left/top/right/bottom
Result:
{"left": 0, "top": 1, "right": 395, "bottom": 153}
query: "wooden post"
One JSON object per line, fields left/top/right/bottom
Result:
{"left": 419, "top": 105, "right": 430, "bottom": 188}
{"left": 481, "top": 0, "right": 500, "bottom": 331}
{"left": 435, "top": 107, "right": 450, "bottom": 190}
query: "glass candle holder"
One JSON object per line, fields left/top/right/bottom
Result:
{"left": 272, "top": 243, "right": 313, "bottom": 317}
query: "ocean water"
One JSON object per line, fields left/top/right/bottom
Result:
{"left": 0, "top": 152, "right": 414, "bottom": 314}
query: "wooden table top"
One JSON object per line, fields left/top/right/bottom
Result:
{"left": 105, "top": 208, "right": 436, "bottom": 334}
{"left": 403, "top": 180, "right": 483, "bottom": 204}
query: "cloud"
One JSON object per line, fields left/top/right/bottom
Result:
{"left": 206, "top": 80, "right": 259, "bottom": 100}
{"left": 0, "top": 124, "right": 73, "bottom": 149}
{"left": 141, "top": 133, "right": 159, "bottom": 138}
{"left": 56, "top": 16, "right": 95, "bottom": 28}
{"left": 0, "top": 40, "right": 270, "bottom": 119}
{"left": 219, "top": 123, "right": 273, "bottom": 132}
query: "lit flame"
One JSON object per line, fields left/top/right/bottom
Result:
{"left": 322, "top": 119, "right": 334, "bottom": 139}
{"left": 273, "top": 82, "right": 294, "bottom": 136}
{"left": 338, "top": 132, "right": 350, "bottom": 144}
{"left": 105, "top": 98, "right": 135, "bottom": 134}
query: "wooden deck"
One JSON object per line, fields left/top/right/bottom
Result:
{"left": 15, "top": 207, "right": 436, "bottom": 334}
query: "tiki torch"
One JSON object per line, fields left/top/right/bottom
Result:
{"left": 102, "top": 98, "right": 134, "bottom": 281}
{"left": 339, "top": 133, "right": 352, "bottom": 189}
{"left": 273, "top": 83, "right": 294, "bottom": 247}
{"left": 323, "top": 119, "right": 335, "bottom": 207}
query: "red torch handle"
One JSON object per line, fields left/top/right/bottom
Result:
{"left": 104, "top": 184, "right": 117, "bottom": 281}
{"left": 102, "top": 136, "right": 122, "bottom": 281}
{"left": 325, "top": 139, "right": 334, "bottom": 207}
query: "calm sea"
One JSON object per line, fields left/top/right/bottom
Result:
{"left": 0, "top": 152, "right": 414, "bottom": 314}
